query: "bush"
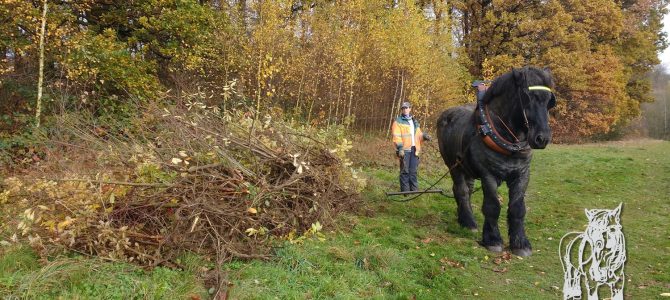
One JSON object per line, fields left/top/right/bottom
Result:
{"left": 1, "top": 104, "right": 363, "bottom": 267}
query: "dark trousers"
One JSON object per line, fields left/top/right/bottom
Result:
{"left": 399, "top": 146, "right": 419, "bottom": 192}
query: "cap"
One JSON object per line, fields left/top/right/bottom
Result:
{"left": 401, "top": 102, "right": 411, "bottom": 108}
{"left": 471, "top": 80, "right": 491, "bottom": 87}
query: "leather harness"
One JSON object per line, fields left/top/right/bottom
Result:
{"left": 475, "top": 85, "right": 553, "bottom": 156}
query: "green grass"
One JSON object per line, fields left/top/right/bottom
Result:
{"left": 0, "top": 246, "right": 207, "bottom": 299}
{"left": 1, "top": 140, "right": 668, "bottom": 299}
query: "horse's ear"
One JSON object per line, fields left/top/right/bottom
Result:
{"left": 548, "top": 93, "right": 556, "bottom": 109}
{"left": 611, "top": 203, "right": 623, "bottom": 220}
{"left": 585, "top": 208, "right": 595, "bottom": 220}
{"left": 543, "top": 66, "right": 552, "bottom": 75}
{"left": 512, "top": 68, "right": 524, "bottom": 86}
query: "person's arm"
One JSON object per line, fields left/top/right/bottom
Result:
{"left": 417, "top": 126, "right": 424, "bottom": 143}
{"left": 391, "top": 121, "right": 403, "bottom": 156}
{"left": 415, "top": 120, "right": 431, "bottom": 143}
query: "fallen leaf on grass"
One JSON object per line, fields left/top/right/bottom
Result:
{"left": 421, "top": 237, "right": 433, "bottom": 244}
{"left": 494, "top": 252, "right": 513, "bottom": 265}
{"left": 493, "top": 266, "right": 508, "bottom": 273}
{"left": 501, "top": 251, "right": 512, "bottom": 260}
{"left": 57, "top": 217, "right": 76, "bottom": 231}
{"left": 440, "top": 257, "right": 464, "bottom": 269}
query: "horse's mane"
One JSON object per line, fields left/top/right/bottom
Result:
{"left": 481, "top": 67, "right": 555, "bottom": 104}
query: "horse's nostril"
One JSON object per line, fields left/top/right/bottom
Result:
{"left": 535, "top": 135, "right": 545, "bottom": 145}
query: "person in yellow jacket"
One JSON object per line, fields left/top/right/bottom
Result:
{"left": 392, "top": 102, "right": 431, "bottom": 192}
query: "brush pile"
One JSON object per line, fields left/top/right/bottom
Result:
{"left": 0, "top": 104, "right": 364, "bottom": 267}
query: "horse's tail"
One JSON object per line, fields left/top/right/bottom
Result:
{"left": 560, "top": 232, "right": 584, "bottom": 299}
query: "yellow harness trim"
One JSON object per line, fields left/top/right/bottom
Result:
{"left": 528, "top": 86, "right": 552, "bottom": 92}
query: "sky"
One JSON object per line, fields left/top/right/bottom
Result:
{"left": 660, "top": 12, "right": 670, "bottom": 66}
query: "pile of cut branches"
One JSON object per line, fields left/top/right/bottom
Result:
{"left": 0, "top": 104, "right": 364, "bottom": 267}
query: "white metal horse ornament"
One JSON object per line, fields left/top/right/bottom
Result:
{"left": 560, "top": 203, "right": 626, "bottom": 300}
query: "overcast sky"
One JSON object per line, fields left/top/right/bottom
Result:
{"left": 659, "top": 12, "right": 670, "bottom": 66}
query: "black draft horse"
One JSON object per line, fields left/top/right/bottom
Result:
{"left": 437, "top": 67, "right": 556, "bottom": 257}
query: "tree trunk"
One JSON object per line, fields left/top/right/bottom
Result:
{"left": 335, "top": 72, "right": 343, "bottom": 124}
{"left": 346, "top": 69, "right": 355, "bottom": 127}
{"left": 387, "top": 69, "right": 401, "bottom": 137}
{"left": 388, "top": 70, "right": 404, "bottom": 137}
{"left": 295, "top": 68, "right": 305, "bottom": 114}
{"left": 307, "top": 75, "right": 319, "bottom": 125}
{"left": 35, "top": 0, "right": 48, "bottom": 128}
{"left": 397, "top": 71, "right": 405, "bottom": 114}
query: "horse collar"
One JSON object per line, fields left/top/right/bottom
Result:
{"left": 476, "top": 93, "right": 531, "bottom": 156}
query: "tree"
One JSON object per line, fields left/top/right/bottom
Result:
{"left": 452, "top": 0, "right": 667, "bottom": 141}
{"left": 35, "top": 0, "right": 47, "bottom": 128}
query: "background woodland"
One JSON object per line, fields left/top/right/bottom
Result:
{"left": 1, "top": 0, "right": 669, "bottom": 142}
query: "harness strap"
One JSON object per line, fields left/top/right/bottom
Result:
{"left": 481, "top": 133, "right": 512, "bottom": 155}
{"left": 528, "top": 86, "right": 552, "bottom": 92}
{"left": 476, "top": 82, "right": 554, "bottom": 156}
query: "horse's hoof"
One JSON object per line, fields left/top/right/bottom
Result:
{"left": 486, "top": 245, "right": 503, "bottom": 253}
{"left": 468, "top": 227, "right": 478, "bottom": 233}
{"left": 512, "top": 248, "right": 532, "bottom": 257}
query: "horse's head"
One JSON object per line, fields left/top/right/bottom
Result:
{"left": 584, "top": 204, "right": 624, "bottom": 282}
{"left": 511, "top": 67, "right": 556, "bottom": 149}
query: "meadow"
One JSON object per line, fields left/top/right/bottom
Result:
{"left": 1, "top": 138, "right": 668, "bottom": 299}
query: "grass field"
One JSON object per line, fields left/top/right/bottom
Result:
{"left": 1, "top": 139, "right": 668, "bottom": 299}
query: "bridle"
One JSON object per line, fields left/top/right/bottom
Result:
{"left": 476, "top": 84, "right": 554, "bottom": 156}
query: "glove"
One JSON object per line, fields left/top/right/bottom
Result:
{"left": 398, "top": 150, "right": 405, "bottom": 158}
{"left": 423, "top": 133, "right": 432, "bottom": 141}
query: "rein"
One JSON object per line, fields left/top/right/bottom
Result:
{"left": 476, "top": 84, "right": 553, "bottom": 156}
{"left": 388, "top": 137, "right": 477, "bottom": 203}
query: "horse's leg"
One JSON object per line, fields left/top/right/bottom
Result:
{"left": 480, "top": 175, "right": 503, "bottom": 252}
{"left": 507, "top": 174, "right": 532, "bottom": 256}
{"left": 561, "top": 236, "right": 583, "bottom": 299}
{"left": 611, "top": 287, "right": 624, "bottom": 300}
{"left": 466, "top": 178, "right": 475, "bottom": 197}
{"left": 610, "top": 271, "right": 624, "bottom": 300}
{"left": 587, "top": 282, "right": 599, "bottom": 300}
{"left": 451, "top": 171, "right": 477, "bottom": 230}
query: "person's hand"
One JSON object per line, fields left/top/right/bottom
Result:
{"left": 397, "top": 150, "right": 405, "bottom": 158}
{"left": 423, "top": 133, "right": 432, "bottom": 141}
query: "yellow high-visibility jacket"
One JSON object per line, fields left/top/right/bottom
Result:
{"left": 391, "top": 115, "right": 424, "bottom": 156}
